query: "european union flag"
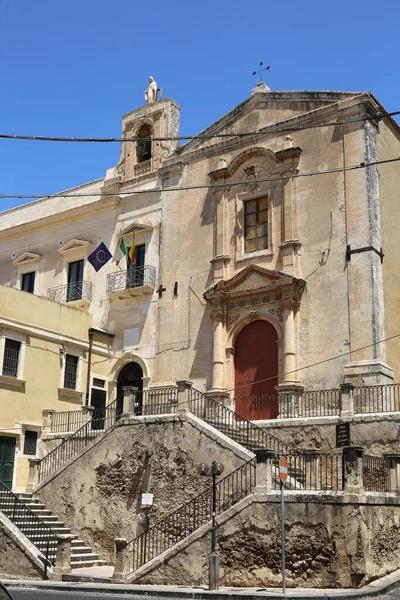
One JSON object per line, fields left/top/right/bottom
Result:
{"left": 88, "top": 242, "right": 112, "bottom": 272}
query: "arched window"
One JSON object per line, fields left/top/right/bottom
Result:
{"left": 136, "top": 124, "right": 152, "bottom": 164}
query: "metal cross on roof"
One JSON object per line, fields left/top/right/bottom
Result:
{"left": 252, "top": 61, "right": 270, "bottom": 82}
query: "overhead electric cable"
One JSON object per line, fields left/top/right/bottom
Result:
{"left": 227, "top": 332, "right": 400, "bottom": 394}
{"left": 0, "top": 111, "right": 399, "bottom": 143}
{"left": 1, "top": 156, "right": 399, "bottom": 200}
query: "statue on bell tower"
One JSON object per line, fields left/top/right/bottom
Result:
{"left": 144, "top": 76, "right": 158, "bottom": 104}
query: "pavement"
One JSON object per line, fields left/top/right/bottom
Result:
{"left": 5, "top": 567, "right": 400, "bottom": 600}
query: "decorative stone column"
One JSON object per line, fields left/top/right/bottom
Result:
{"left": 210, "top": 313, "right": 225, "bottom": 394}
{"left": 384, "top": 454, "right": 400, "bottom": 494}
{"left": 42, "top": 409, "right": 56, "bottom": 433}
{"left": 340, "top": 382, "right": 355, "bottom": 418}
{"left": 52, "top": 534, "right": 74, "bottom": 580}
{"left": 122, "top": 386, "right": 138, "bottom": 416}
{"left": 176, "top": 380, "right": 192, "bottom": 414}
{"left": 113, "top": 537, "right": 130, "bottom": 580}
{"left": 81, "top": 405, "right": 95, "bottom": 425}
{"left": 26, "top": 458, "right": 41, "bottom": 492}
{"left": 303, "top": 449, "right": 321, "bottom": 490}
{"left": 343, "top": 446, "right": 364, "bottom": 495}
{"left": 254, "top": 449, "right": 275, "bottom": 492}
{"left": 276, "top": 299, "right": 303, "bottom": 417}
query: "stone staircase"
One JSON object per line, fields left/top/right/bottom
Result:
{"left": 14, "top": 493, "right": 106, "bottom": 569}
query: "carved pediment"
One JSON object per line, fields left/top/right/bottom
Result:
{"left": 58, "top": 239, "right": 91, "bottom": 255}
{"left": 204, "top": 265, "right": 304, "bottom": 301}
{"left": 12, "top": 252, "right": 41, "bottom": 266}
{"left": 120, "top": 222, "right": 154, "bottom": 236}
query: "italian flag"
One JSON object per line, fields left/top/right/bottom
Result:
{"left": 116, "top": 237, "right": 127, "bottom": 266}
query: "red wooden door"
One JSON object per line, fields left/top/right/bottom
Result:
{"left": 235, "top": 320, "right": 278, "bottom": 420}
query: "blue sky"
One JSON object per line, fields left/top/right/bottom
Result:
{"left": 1, "top": 0, "right": 399, "bottom": 212}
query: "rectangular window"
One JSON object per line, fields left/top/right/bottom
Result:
{"left": 23, "top": 431, "right": 38, "bottom": 456}
{"left": 21, "top": 271, "right": 36, "bottom": 294}
{"left": 67, "top": 260, "right": 84, "bottom": 302}
{"left": 2, "top": 339, "right": 21, "bottom": 378}
{"left": 244, "top": 197, "right": 268, "bottom": 253}
{"left": 64, "top": 354, "right": 79, "bottom": 390}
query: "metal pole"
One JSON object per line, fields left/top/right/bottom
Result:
{"left": 281, "top": 481, "right": 286, "bottom": 595}
{"left": 211, "top": 470, "right": 216, "bottom": 553}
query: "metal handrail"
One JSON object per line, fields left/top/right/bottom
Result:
{"left": 363, "top": 454, "right": 391, "bottom": 492}
{"left": 38, "top": 399, "right": 119, "bottom": 482}
{"left": 47, "top": 280, "right": 92, "bottom": 303}
{"left": 106, "top": 266, "right": 156, "bottom": 294}
{"left": 126, "top": 458, "right": 256, "bottom": 573}
{"left": 189, "top": 387, "right": 296, "bottom": 457}
{"left": 0, "top": 479, "right": 57, "bottom": 569}
{"left": 354, "top": 383, "right": 400, "bottom": 414}
{"left": 50, "top": 410, "right": 84, "bottom": 433}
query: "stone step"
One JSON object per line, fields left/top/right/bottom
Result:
{"left": 71, "top": 559, "right": 106, "bottom": 569}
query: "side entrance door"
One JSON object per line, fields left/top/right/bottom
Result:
{"left": 90, "top": 388, "right": 107, "bottom": 431}
{"left": 0, "top": 436, "right": 16, "bottom": 489}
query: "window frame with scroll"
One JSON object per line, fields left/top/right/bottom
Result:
{"left": 244, "top": 196, "right": 268, "bottom": 253}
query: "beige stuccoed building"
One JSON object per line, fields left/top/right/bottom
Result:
{"left": 0, "top": 285, "right": 111, "bottom": 490}
{"left": 1, "top": 80, "right": 400, "bottom": 445}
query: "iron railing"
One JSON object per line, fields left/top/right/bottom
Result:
{"left": 2, "top": 339, "right": 21, "bottom": 378}
{"left": 50, "top": 410, "right": 84, "bottom": 433}
{"left": 189, "top": 387, "right": 294, "bottom": 457}
{"left": 106, "top": 266, "right": 156, "bottom": 294}
{"left": 363, "top": 455, "right": 391, "bottom": 492}
{"left": 234, "top": 389, "right": 341, "bottom": 420}
{"left": 0, "top": 479, "right": 57, "bottom": 570}
{"left": 272, "top": 452, "right": 343, "bottom": 491}
{"left": 38, "top": 400, "right": 120, "bottom": 482}
{"left": 126, "top": 458, "right": 256, "bottom": 573}
{"left": 47, "top": 280, "right": 92, "bottom": 303}
{"left": 354, "top": 384, "right": 400, "bottom": 414}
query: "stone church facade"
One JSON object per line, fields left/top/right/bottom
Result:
{"left": 1, "top": 82, "right": 400, "bottom": 421}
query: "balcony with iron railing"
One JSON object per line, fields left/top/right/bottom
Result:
{"left": 106, "top": 266, "right": 156, "bottom": 299}
{"left": 47, "top": 280, "right": 92, "bottom": 308}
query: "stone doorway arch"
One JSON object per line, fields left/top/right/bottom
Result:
{"left": 116, "top": 361, "right": 144, "bottom": 416}
{"left": 234, "top": 320, "right": 278, "bottom": 420}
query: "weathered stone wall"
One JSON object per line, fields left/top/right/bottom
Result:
{"left": 136, "top": 493, "right": 400, "bottom": 588}
{"left": 36, "top": 415, "right": 250, "bottom": 563}
{"left": 0, "top": 521, "right": 43, "bottom": 579}
{"left": 260, "top": 413, "right": 400, "bottom": 455}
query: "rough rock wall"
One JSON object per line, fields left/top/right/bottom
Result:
{"left": 36, "top": 416, "right": 247, "bottom": 563}
{"left": 0, "top": 522, "right": 43, "bottom": 579}
{"left": 262, "top": 415, "right": 400, "bottom": 455}
{"left": 136, "top": 494, "right": 400, "bottom": 588}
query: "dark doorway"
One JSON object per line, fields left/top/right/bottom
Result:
{"left": 127, "top": 244, "right": 145, "bottom": 288}
{"left": 136, "top": 124, "right": 152, "bottom": 163}
{"left": 117, "top": 362, "right": 144, "bottom": 416}
{"left": 0, "top": 436, "right": 16, "bottom": 489}
{"left": 91, "top": 388, "right": 107, "bottom": 431}
{"left": 67, "top": 259, "right": 84, "bottom": 301}
{"left": 234, "top": 320, "right": 279, "bottom": 420}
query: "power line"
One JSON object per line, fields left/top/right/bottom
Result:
{"left": 1, "top": 156, "right": 399, "bottom": 201}
{"left": 227, "top": 332, "right": 400, "bottom": 394}
{"left": 0, "top": 111, "right": 399, "bottom": 144}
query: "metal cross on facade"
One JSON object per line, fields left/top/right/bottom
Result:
{"left": 252, "top": 61, "right": 270, "bottom": 82}
{"left": 157, "top": 284, "right": 166, "bottom": 298}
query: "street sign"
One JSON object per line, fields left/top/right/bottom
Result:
{"left": 336, "top": 422, "right": 350, "bottom": 448}
{"left": 279, "top": 457, "right": 288, "bottom": 483}
{"left": 141, "top": 493, "right": 154, "bottom": 506}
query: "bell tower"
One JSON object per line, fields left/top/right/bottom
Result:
{"left": 115, "top": 77, "right": 180, "bottom": 183}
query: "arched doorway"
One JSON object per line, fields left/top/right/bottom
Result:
{"left": 234, "top": 320, "right": 278, "bottom": 420}
{"left": 117, "top": 362, "right": 144, "bottom": 416}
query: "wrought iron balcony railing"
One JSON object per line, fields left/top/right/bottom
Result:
{"left": 47, "top": 280, "right": 92, "bottom": 303}
{"left": 106, "top": 266, "right": 156, "bottom": 294}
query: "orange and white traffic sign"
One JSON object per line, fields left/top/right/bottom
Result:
{"left": 279, "top": 457, "right": 288, "bottom": 483}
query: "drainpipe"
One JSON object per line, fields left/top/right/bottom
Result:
{"left": 85, "top": 329, "right": 95, "bottom": 406}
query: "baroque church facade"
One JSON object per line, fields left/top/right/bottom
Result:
{"left": 1, "top": 80, "right": 400, "bottom": 423}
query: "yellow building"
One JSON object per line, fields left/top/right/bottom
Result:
{"left": 0, "top": 285, "right": 112, "bottom": 491}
